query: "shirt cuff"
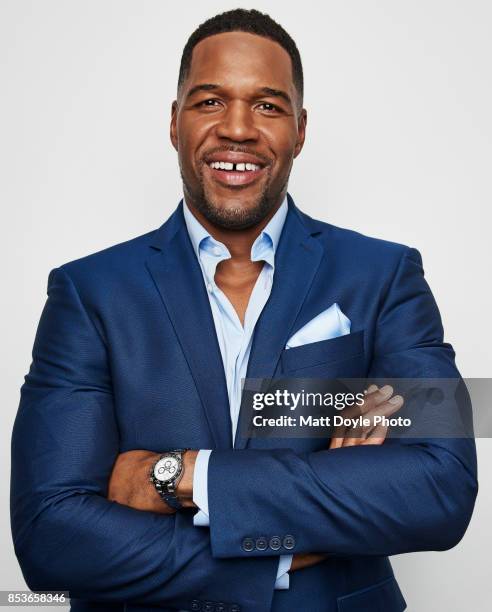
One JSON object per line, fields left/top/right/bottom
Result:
{"left": 192, "top": 449, "right": 212, "bottom": 527}
{"left": 274, "top": 554, "right": 293, "bottom": 590}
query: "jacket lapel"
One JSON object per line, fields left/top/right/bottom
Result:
{"left": 234, "top": 195, "right": 325, "bottom": 448}
{"left": 145, "top": 203, "right": 232, "bottom": 449}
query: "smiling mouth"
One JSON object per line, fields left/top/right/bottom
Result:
{"left": 204, "top": 160, "right": 267, "bottom": 187}
{"left": 209, "top": 160, "right": 263, "bottom": 172}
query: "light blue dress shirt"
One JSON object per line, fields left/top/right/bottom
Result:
{"left": 182, "top": 196, "right": 292, "bottom": 589}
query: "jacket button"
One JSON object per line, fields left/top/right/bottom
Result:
{"left": 269, "top": 536, "right": 282, "bottom": 551}
{"left": 190, "top": 601, "right": 201, "bottom": 611}
{"left": 283, "top": 534, "right": 296, "bottom": 550}
{"left": 242, "top": 537, "right": 254, "bottom": 552}
{"left": 203, "top": 603, "right": 214, "bottom": 612}
{"left": 255, "top": 536, "right": 268, "bottom": 551}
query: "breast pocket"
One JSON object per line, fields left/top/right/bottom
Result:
{"left": 281, "top": 329, "right": 365, "bottom": 376}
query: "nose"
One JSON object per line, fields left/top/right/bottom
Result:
{"left": 215, "top": 100, "right": 260, "bottom": 142}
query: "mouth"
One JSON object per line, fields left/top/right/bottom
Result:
{"left": 203, "top": 156, "right": 269, "bottom": 187}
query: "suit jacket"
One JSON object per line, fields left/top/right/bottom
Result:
{"left": 11, "top": 194, "right": 478, "bottom": 612}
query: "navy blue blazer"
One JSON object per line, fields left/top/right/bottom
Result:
{"left": 11, "top": 194, "right": 477, "bottom": 612}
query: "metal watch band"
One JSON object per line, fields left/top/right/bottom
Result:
{"left": 151, "top": 449, "right": 189, "bottom": 510}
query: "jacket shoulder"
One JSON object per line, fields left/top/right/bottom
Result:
{"left": 58, "top": 229, "right": 157, "bottom": 274}
{"left": 51, "top": 228, "right": 159, "bottom": 289}
{"left": 301, "top": 211, "right": 417, "bottom": 265}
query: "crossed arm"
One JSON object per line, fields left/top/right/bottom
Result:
{"left": 11, "top": 249, "right": 478, "bottom": 611}
{"left": 106, "top": 383, "right": 404, "bottom": 574}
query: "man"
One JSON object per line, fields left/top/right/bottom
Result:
{"left": 11, "top": 8, "right": 477, "bottom": 612}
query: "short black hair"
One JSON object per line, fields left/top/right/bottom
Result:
{"left": 178, "top": 8, "right": 303, "bottom": 108}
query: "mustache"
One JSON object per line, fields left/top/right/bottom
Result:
{"left": 199, "top": 145, "right": 273, "bottom": 167}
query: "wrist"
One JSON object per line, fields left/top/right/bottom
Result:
{"left": 176, "top": 449, "right": 198, "bottom": 506}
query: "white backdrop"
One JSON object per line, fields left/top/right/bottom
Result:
{"left": 1, "top": 1, "right": 491, "bottom": 610}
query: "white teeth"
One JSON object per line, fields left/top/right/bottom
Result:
{"left": 236, "top": 163, "right": 260, "bottom": 172}
{"left": 208, "top": 161, "right": 261, "bottom": 171}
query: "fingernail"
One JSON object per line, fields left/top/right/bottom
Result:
{"left": 379, "top": 385, "right": 393, "bottom": 399}
{"left": 367, "top": 384, "right": 378, "bottom": 393}
{"left": 389, "top": 395, "right": 403, "bottom": 405}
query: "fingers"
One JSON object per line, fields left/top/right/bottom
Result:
{"left": 363, "top": 424, "right": 389, "bottom": 445}
{"left": 342, "top": 400, "right": 403, "bottom": 447}
{"left": 329, "top": 418, "right": 348, "bottom": 449}
{"left": 328, "top": 384, "right": 405, "bottom": 449}
{"left": 363, "top": 393, "right": 403, "bottom": 430}
{"left": 341, "top": 385, "right": 387, "bottom": 447}
{"left": 340, "top": 386, "right": 404, "bottom": 448}
{"left": 329, "top": 384, "right": 381, "bottom": 449}
{"left": 360, "top": 384, "right": 395, "bottom": 413}
{"left": 329, "top": 433, "right": 344, "bottom": 449}
{"left": 291, "top": 552, "right": 329, "bottom": 572}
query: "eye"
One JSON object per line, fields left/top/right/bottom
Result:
{"left": 196, "top": 98, "right": 222, "bottom": 109}
{"left": 257, "top": 102, "right": 283, "bottom": 113}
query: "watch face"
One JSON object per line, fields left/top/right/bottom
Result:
{"left": 154, "top": 456, "right": 180, "bottom": 483}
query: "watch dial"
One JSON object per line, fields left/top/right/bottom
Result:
{"left": 154, "top": 456, "right": 179, "bottom": 482}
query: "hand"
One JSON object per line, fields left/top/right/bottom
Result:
{"left": 291, "top": 385, "right": 404, "bottom": 572}
{"left": 329, "top": 384, "right": 404, "bottom": 449}
{"left": 290, "top": 552, "right": 328, "bottom": 572}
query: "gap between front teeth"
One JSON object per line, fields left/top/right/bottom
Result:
{"left": 209, "top": 161, "right": 260, "bottom": 171}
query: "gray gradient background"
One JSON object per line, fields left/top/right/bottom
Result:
{"left": 1, "top": 1, "right": 491, "bottom": 610}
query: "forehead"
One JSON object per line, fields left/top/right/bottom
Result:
{"left": 185, "top": 31, "right": 295, "bottom": 95}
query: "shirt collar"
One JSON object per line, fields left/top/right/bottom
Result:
{"left": 182, "top": 195, "right": 288, "bottom": 267}
{"left": 182, "top": 199, "right": 211, "bottom": 262}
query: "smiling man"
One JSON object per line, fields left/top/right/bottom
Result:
{"left": 174, "top": 28, "right": 303, "bottom": 233}
{"left": 11, "top": 8, "right": 477, "bottom": 612}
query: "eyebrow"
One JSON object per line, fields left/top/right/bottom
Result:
{"left": 185, "top": 83, "right": 293, "bottom": 107}
{"left": 258, "top": 87, "right": 292, "bottom": 106}
{"left": 186, "top": 83, "right": 220, "bottom": 99}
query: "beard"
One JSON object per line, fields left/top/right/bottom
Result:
{"left": 181, "top": 160, "right": 283, "bottom": 231}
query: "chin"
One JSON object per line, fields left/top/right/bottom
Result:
{"left": 215, "top": 198, "right": 256, "bottom": 215}
{"left": 204, "top": 198, "right": 271, "bottom": 230}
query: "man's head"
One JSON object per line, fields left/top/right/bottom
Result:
{"left": 170, "top": 9, "right": 307, "bottom": 230}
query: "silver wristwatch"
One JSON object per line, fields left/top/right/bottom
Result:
{"left": 150, "top": 449, "right": 188, "bottom": 510}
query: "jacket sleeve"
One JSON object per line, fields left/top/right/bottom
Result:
{"left": 206, "top": 248, "right": 478, "bottom": 559}
{"left": 10, "top": 266, "right": 278, "bottom": 612}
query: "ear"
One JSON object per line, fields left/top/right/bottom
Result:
{"left": 294, "top": 108, "right": 307, "bottom": 158}
{"left": 170, "top": 100, "right": 178, "bottom": 152}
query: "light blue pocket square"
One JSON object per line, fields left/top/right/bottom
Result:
{"left": 285, "top": 303, "right": 351, "bottom": 349}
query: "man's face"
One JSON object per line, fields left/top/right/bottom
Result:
{"left": 170, "top": 31, "right": 307, "bottom": 230}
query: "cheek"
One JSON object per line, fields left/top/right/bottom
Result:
{"left": 269, "top": 140, "right": 297, "bottom": 181}
{"left": 178, "top": 113, "right": 212, "bottom": 144}
{"left": 177, "top": 118, "right": 213, "bottom": 166}
{"left": 263, "top": 125, "right": 299, "bottom": 162}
